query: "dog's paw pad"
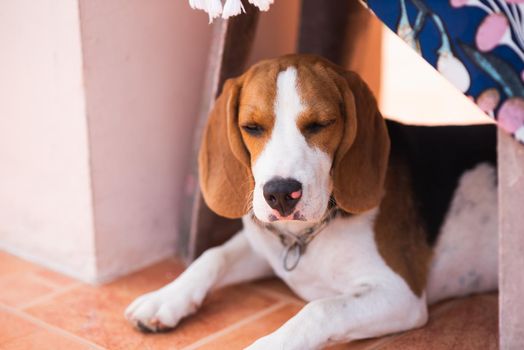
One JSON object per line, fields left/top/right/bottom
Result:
{"left": 136, "top": 320, "right": 154, "bottom": 333}
{"left": 135, "top": 319, "right": 174, "bottom": 333}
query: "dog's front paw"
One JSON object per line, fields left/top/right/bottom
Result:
{"left": 124, "top": 286, "right": 198, "bottom": 333}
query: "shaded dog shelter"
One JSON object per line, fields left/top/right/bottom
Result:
{"left": 179, "top": 1, "right": 524, "bottom": 348}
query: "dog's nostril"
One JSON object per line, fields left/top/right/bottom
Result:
{"left": 263, "top": 178, "right": 303, "bottom": 217}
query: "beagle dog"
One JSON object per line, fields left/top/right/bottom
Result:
{"left": 125, "top": 54, "right": 498, "bottom": 349}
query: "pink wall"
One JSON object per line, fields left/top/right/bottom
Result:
{"left": 80, "top": 0, "right": 212, "bottom": 282}
{"left": 0, "top": 0, "right": 96, "bottom": 279}
{"left": 0, "top": 0, "right": 212, "bottom": 283}
{"left": 248, "top": 0, "right": 300, "bottom": 65}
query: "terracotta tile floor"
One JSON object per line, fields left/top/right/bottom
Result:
{"left": 0, "top": 251, "right": 499, "bottom": 349}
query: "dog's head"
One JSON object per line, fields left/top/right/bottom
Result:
{"left": 199, "top": 55, "right": 390, "bottom": 223}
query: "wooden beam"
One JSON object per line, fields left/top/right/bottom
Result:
{"left": 298, "top": 0, "right": 362, "bottom": 65}
{"left": 178, "top": 2, "right": 259, "bottom": 263}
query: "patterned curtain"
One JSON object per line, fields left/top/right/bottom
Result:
{"left": 366, "top": 0, "right": 524, "bottom": 145}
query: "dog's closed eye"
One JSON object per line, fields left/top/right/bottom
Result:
{"left": 242, "top": 123, "right": 265, "bottom": 136}
{"left": 304, "top": 119, "right": 336, "bottom": 134}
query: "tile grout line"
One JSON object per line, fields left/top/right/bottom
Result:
{"left": 0, "top": 304, "right": 106, "bottom": 350}
{"left": 0, "top": 272, "right": 60, "bottom": 293}
{"left": 30, "top": 272, "right": 77, "bottom": 290}
{"left": 180, "top": 300, "right": 289, "bottom": 350}
{"left": 18, "top": 282, "right": 84, "bottom": 310}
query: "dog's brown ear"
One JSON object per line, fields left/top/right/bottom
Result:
{"left": 198, "top": 78, "right": 253, "bottom": 219}
{"left": 332, "top": 71, "right": 390, "bottom": 214}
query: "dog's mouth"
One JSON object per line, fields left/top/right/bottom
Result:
{"left": 264, "top": 194, "right": 338, "bottom": 223}
{"left": 268, "top": 211, "right": 307, "bottom": 222}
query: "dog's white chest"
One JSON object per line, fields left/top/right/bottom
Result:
{"left": 243, "top": 210, "right": 397, "bottom": 301}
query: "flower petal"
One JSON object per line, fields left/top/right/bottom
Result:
{"left": 248, "top": 0, "right": 274, "bottom": 11}
{"left": 437, "top": 52, "right": 471, "bottom": 92}
{"left": 476, "top": 13, "right": 509, "bottom": 52}
{"left": 223, "top": 0, "right": 245, "bottom": 18}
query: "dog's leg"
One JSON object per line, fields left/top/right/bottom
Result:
{"left": 245, "top": 283, "right": 428, "bottom": 350}
{"left": 125, "top": 231, "right": 272, "bottom": 332}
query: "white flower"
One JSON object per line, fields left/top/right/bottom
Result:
{"left": 248, "top": 0, "right": 274, "bottom": 11}
{"left": 189, "top": 0, "right": 273, "bottom": 22}
{"left": 223, "top": 0, "right": 245, "bottom": 19}
{"left": 205, "top": 0, "right": 223, "bottom": 22}
{"left": 189, "top": 0, "right": 205, "bottom": 10}
{"left": 189, "top": 0, "right": 222, "bottom": 23}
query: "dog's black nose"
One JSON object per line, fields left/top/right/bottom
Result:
{"left": 263, "top": 178, "right": 302, "bottom": 217}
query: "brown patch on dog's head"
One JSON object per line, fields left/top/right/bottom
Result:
{"left": 294, "top": 63, "right": 345, "bottom": 159}
{"left": 236, "top": 63, "right": 280, "bottom": 164}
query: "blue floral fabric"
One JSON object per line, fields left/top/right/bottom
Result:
{"left": 367, "top": 0, "right": 524, "bottom": 145}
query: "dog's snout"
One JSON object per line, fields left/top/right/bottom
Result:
{"left": 263, "top": 178, "right": 302, "bottom": 217}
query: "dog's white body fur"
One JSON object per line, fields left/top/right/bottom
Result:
{"left": 427, "top": 163, "right": 498, "bottom": 304}
{"left": 125, "top": 67, "right": 498, "bottom": 349}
